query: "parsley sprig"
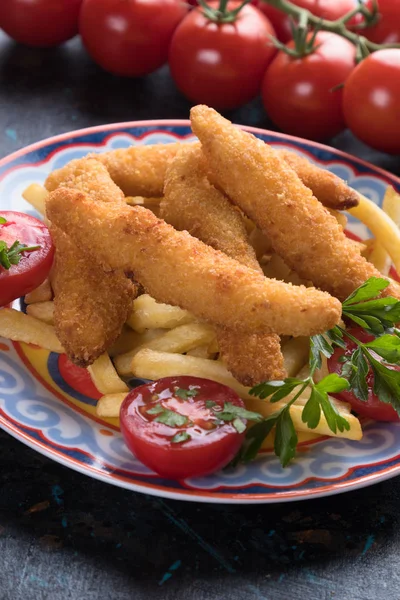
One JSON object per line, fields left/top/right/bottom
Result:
{"left": 0, "top": 239, "right": 41, "bottom": 270}
{"left": 234, "top": 277, "right": 400, "bottom": 468}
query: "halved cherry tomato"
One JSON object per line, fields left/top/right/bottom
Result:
{"left": 120, "top": 376, "right": 246, "bottom": 479}
{"left": 0, "top": 211, "right": 54, "bottom": 307}
{"left": 328, "top": 327, "right": 400, "bottom": 422}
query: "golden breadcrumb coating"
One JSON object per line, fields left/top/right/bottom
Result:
{"left": 47, "top": 187, "right": 342, "bottom": 337}
{"left": 191, "top": 105, "right": 399, "bottom": 301}
{"left": 161, "top": 143, "right": 285, "bottom": 385}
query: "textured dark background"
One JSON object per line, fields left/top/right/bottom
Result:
{"left": 0, "top": 30, "right": 400, "bottom": 600}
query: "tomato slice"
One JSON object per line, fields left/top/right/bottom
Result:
{"left": 120, "top": 376, "right": 247, "bottom": 479}
{"left": 327, "top": 327, "right": 400, "bottom": 422}
{"left": 0, "top": 211, "right": 54, "bottom": 307}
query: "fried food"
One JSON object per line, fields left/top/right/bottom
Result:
{"left": 46, "top": 157, "right": 136, "bottom": 366}
{"left": 277, "top": 149, "right": 360, "bottom": 210}
{"left": 51, "top": 228, "right": 136, "bottom": 367}
{"left": 191, "top": 105, "right": 399, "bottom": 301}
{"left": 47, "top": 187, "right": 342, "bottom": 337}
{"left": 92, "top": 143, "right": 182, "bottom": 197}
{"left": 45, "top": 157, "right": 125, "bottom": 204}
{"left": 161, "top": 144, "right": 285, "bottom": 385}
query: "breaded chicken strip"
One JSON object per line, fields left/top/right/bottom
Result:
{"left": 92, "top": 143, "right": 182, "bottom": 197}
{"left": 51, "top": 228, "right": 135, "bottom": 367}
{"left": 45, "top": 157, "right": 125, "bottom": 203}
{"left": 276, "top": 149, "right": 359, "bottom": 210}
{"left": 161, "top": 144, "right": 285, "bottom": 385}
{"left": 47, "top": 188, "right": 342, "bottom": 337}
{"left": 47, "top": 158, "right": 137, "bottom": 366}
{"left": 191, "top": 106, "right": 399, "bottom": 301}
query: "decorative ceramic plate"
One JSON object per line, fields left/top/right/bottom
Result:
{"left": 1, "top": 121, "right": 400, "bottom": 504}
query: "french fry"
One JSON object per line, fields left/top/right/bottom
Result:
{"left": 349, "top": 193, "right": 400, "bottom": 274}
{"left": 114, "top": 322, "right": 215, "bottom": 376}
{"left": 368, "top": 186, "right": 400, "bottom": 275}
{"left": 87, "top": 353, "right": 129, "bottom": 394}
{"left": 187, "top": 344, "right": 214, "bottom": 359}
{"left": 0, "top": 308, "right": 63, "bottom": 353}
{"left": 127, "top": 294, "right": 195, "bottom": 333}
{"left": 132, "top": 349, "right": 362, "bottom": 440}
{"left": 262, "top": 253, "right": 309, "bottom": 286}
{"left": 281, "top": 337, "right": 309, "bottom": 377}
{"left": 24, "top": 278, "right": 53, "bottom": 304}
{"left": 22, "top": 183, "right": 48, "bottom": 216}
{"left": 26, "top": 301, "right": 55, "bottom": 325}
{"left": 96, "top": 393, "right": 127, "bottom": 418}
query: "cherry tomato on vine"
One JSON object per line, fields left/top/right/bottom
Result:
{"left": 343, "top": 49, "right": 400, "bottom": 155}
{"left": 0, "top": 0, "right": 83, "bottom": 47}
{"left": 258, "top": 0, "right": 373, "bottom": 43}
{"left": 79, "top": 0, "right": 188, "bottom": 77}
{"left": 120, "top": 376, "right": 247, "bottom": 479}
{"left": 262, "top": 31, "right": 356, "bottom": 140}
{"left": 328, "top": 328, "right": 400, "bottom": 422}
{"left": 363, "top": 0, "right": 400, "bottom": 45}
{"left": 168, "top": 2, "right": 277, "bottom": 109}
{"left": 0, "top": 212, "right": 54, "bottom": 307}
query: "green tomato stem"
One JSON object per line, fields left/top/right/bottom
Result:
{"left": 259, "top": 0, "right": 400, "bottom": 52}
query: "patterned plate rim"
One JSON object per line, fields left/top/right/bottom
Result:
{"left": 1, "top": 119, "right": 400, "bottom": 504}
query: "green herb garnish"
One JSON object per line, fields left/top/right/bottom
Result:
{"left": 233, "top": 277, "right": 400, "bottom": 468}
{"left": 0, "top": 239, "right": 41, "bottom": 270}
{"left": 0, "top": 217, "right": 7, "bottom": 224}
{"left": 175, "top": 387, "right": 199, "bottom": 400}
{"left": 171, "top": 431, "right": 191, "bottom": 444}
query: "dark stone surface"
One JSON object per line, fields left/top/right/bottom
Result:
{"left": 0, "top": 31, "right": 399, "bottom": 600}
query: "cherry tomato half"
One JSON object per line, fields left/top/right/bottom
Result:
{"left": 258, "top": 0, "right": 373, "bottom": 43}
{"left": 0, "top": 212, "right": 54, "bottom": 307}
{"left": 343, "top": 49, "right": 400, "bottom": 155}
{"left": 262, "top": 31, "right": 356, "bottom": 141}
{"left": 79, "top": 0, "right": 188, "bottom": 77}
{"left": 328, "top": 327, "right": 400, "bottom": 422}
{"left": 120, "top": 376, "right": 246, "bottom": 479}
{"left": 0, "top": 0, "right": 83, "bottom": 47}
{"left": 169, "top": 2, "right": 276, "bottom": 110}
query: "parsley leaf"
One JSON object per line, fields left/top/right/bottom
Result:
{"left": 310, "top": 334, "right": 333, "bottom": 372}
{"left": 147, "top": 404, "right": 189, "bottom": 427}
{"left": 274, "top": 408, "right": 298, "bottom": 467}
{"left": 205, "top": 400, "right": 217, "bottom": 409}
{"left": 343, "top": 277, "right": 389, "bottom": 306}
{"left": 216, "top": 402, "right": 263, "bottom": 422}
{"left": 171, "top": 431, "right": 191, "bottom": 444}
{"left": 367, "top": 352, "right": 400, "bottom": 416}
{"left": 346, "top": 347, "right": 369, "bottom": 402}
{"left": 0, "top": 217, "right": 6, "bottom": 224}
{"left": 301, "top": 388, "right": 321, "bottom": 429}
{"left": 364, "top": 334, "right": 400, "bottom": 364}
{"left": 175, "top": 387, "right": 199, "bottom": 400}
{"left": 314, "top": 373, "right": 350, "bottom": 395}
{"left": 232, "top": 418, "right": 246, "bottom": 434}
{"left": 249, "top": 378, "right": 303, "bottom": 401}
{"left": 231, "top": 415, "right": 280, "bottom": 465}
{"left": 0, "top": 239, "right": 41, "bottom": 271}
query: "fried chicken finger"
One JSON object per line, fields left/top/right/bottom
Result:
{"left": 47, "top": 188, "right": 342, "bottom": 337}
{"left": 161, "top": 144, "right": 285, "bottom": 385}
{"left": 191, "top": 105, "right": 399, "bottom": 301}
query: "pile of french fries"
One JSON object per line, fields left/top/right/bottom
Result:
{"left": 1, "top": 172, "right": 399, "bottom": 449}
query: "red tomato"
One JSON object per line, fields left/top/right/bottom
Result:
{"left": 0, "top": 0, "right": 82, "bottom": 47}
{"left": 168, "top": 2, "right": 277, "bottom": 109}
{"left": 262, "top": 31, "right": 356, "bottom": 140}
{"left": 79, "top": 0, "right": 188, "bottom": 77}
{"left": 258, "top": 0, "right": 372, "bottom": 43}
{"left": 328, "top": 328, "right": 400, "bottom": 422}
{"left": 364, "top": 0, "right": 400, "bottom": 44}
{"left": 120, "top": 376, "right": 246, "bottom": 479}
{"left": 343, "top": 49, "right": 400, "bottom": 155}
{"left": 0, "top": 212, "right": 54, "bottom": 307}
